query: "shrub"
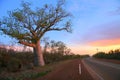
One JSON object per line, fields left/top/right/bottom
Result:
{"left": 0, "top": 53, "right": 10, "bottom": 67}
{"left": 7, "top": 58, "right": 22, "bottom": 72}
{"left": 93, "top": 52, "right": 106, "bottom": 58}
{"left": 93, "top": 49, "right": 120, "bottom": 60}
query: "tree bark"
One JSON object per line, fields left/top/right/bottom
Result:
{"left": 33, "top": 40, "right": 45, "bottom": 66}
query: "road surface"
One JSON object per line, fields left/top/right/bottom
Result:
{"left": 83, "top": 58, "right": 120, "bottom": 80}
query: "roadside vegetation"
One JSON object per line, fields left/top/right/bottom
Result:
{"left": 0, "top": 40, "right": 89, "bottom": 80}
{"left": 93, "top": 49, "right": 120, "bottom": 60}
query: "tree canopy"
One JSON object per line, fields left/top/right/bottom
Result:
{"left": 0, "top": 1, "right": 72, "bottom": 47}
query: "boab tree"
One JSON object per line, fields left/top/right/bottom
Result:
{"left": 0, "top": 1, "right": 72, "bottom": 66}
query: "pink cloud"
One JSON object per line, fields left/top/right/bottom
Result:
{"left": 88, "top": 38, "right": 120, "bottom": 46}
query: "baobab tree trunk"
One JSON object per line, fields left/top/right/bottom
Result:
{"left": 33, "top": 40, "right": 45, "bottom": 66}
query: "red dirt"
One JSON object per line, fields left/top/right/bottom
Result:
{"left": 37, "top": 59, "right": 93, "bottom": 80}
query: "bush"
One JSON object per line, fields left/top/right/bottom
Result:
{"left": 7, "top": 58, "right": 22, "bottom": 72}
{"left": 93, "top": 49, "right": 120, "bottom": 60}
{"left": 93, "top": 52, "right": 106, "bottom": 58}
{"left": 0, "top": 53, "right": 10, "bottom": 68}
{"left": 0, "top": 47, "right": 34, "bottom": 72}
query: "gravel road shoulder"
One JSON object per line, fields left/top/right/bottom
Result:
{"left": 37, "top": 59, "right": 93, "bottom": 80}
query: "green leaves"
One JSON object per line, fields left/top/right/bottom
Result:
{"left": 0, "top": 0, "right": 72, "bottom": 46}
{"left": 13, "top": 11, "right": 23, "bottom": 21}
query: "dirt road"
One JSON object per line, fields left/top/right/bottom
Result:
{"left": 38, "top": 59, "right": 93, "bottom": 80}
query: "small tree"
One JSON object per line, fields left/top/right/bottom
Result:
{"left": 42, "top": 37, "right": 50, "bottom": 54}
{"left": 50, "top": 40, "right": 57, "bottom": 54}
{"left": 56, "top": 41, "right": 66, "bottom": 54}
{"left": 0, "top": 1, "right": 72, "bottom": 66}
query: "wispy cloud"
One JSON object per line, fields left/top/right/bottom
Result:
{"left": 109, "top": 7, "right": 120, "bottom": 16}
{"left": 73, "top": 20, "right": 120, "bottom": 44}
{"left": 88, "top": 39, "right": 120, "bottom": 46}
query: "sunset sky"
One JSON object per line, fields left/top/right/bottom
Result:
{"left": 0, "top": 0, "right": 120, "bottom": 55}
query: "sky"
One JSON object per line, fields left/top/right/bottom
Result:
{"left": 0, "top": 0, "right": 120, "bottom": 55}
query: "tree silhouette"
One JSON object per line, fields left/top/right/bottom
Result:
{"left": 0, "top": 0, "right": 72, "bottom": 66}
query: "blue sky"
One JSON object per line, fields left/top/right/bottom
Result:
{"left": 0, "top": 0, "right": 120, "bottom": 55}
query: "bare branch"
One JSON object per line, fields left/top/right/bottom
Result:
{"left": 19, "top": 40, "right": 35, "bottom": 47}
{"left": 23, "top": 23, "right": 37, "bottom": 37}
{"left": 48, "top": 28, "right": 67, "bottom": 31}
{"left": 0, "top": 1, "right": 72, "bottom": 46}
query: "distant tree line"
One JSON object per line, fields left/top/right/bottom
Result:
{"left": 93, "top": 49, "right": 120, "bottom": 60}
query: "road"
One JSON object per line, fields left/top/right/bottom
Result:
{"left": 38, "top": 59, "right": 93, "bottom": 80}
{"left": 83, "top": 58, "right": 120, "bottom": 80}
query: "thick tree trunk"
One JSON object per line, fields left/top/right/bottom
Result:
{"left": 33, "top": 40, "right": 45, "bottom": 66}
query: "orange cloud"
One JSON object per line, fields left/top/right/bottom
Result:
{"left": 88, "top": 38, "right": 120, "bottom": 46}
{"left": 69, "top": 45, "right": 97, "bottom": 55}
{"left": 69, "top": 43, "right": 120, "bottom": 56}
